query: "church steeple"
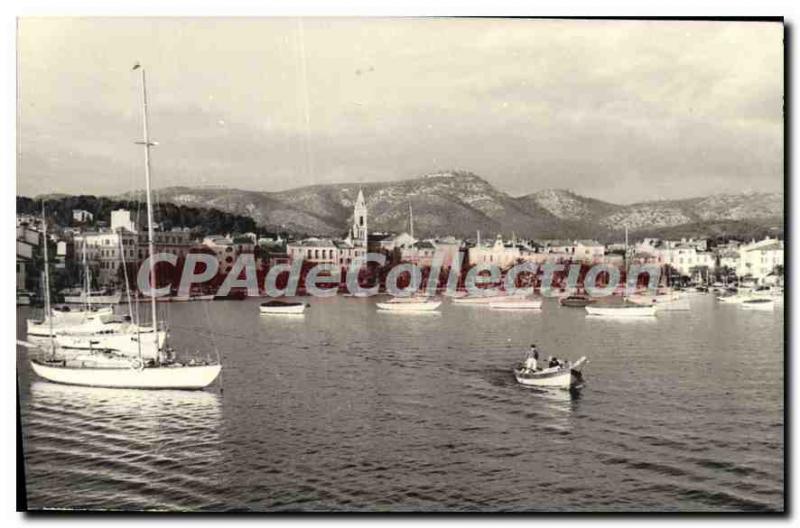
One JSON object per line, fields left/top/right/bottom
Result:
{"left": 351, "top": 188, "right": 368, "bottom": 248}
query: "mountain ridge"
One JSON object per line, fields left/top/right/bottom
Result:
{"left": 75, "top": 171, "right": 783, "bottom": 241}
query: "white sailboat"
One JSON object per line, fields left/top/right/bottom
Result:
{"left": 585, "top": 227, "right": 656, "bottom": 318}
{"left": 628, "top": 290, "right": 690, "bottom": 311}
{"left": 376, "top": 296, "right": 442, "bottom": 312}
{"left": 28, "top": 63, "right": 221, "bottom": 390}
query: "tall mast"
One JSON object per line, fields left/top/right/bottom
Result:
{"left": 624, "top": 225, "right": 629, "bottom": 295}
{"left": 82, "top": 239, "right": 89, "bottom": 310}
{"left": 134, "top": 63, "right": 159, "bottom": 359}
{"left": 41, "top": 204, "right": 54, "bottom": 354}
{"left": 408, "top": 201, "right": 414, "bottom": 240}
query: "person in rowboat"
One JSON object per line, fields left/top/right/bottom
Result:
{"left": 523, "top": 344, "right": 539, "bottom": 371}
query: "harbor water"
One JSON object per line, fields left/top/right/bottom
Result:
{"left": 17, "top": 294, "right": 784, "bottom": 511}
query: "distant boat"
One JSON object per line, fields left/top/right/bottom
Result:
{"left": 628, "top": 291, "right": 690, "bottom": 311}
{"left": 585, "top": 304, "right": 656, "bottom": 317}
{"left": 740, "top": 298, "right": 775, "bottom": 311}
{"left": 214, "top": 290, "right": 247, "bottom": 301}
{"left": 377, "top": 297, "right": 442, "bottom": 312}
{"left": 586, "top": 227, "right": 656, "bottom": 318}
{"left": 452, "top": 291, "right": 525, "bottom": 305}
{"left": 259, "top": 300, "right": 308, "bottom": 315}
{"left": 559, "top": 295, "right": 595, "bottom": 307}
{"left": 171, "top": 294, "right": 215, "bottom": 302}
{"left": 489, "top": 297, "right": 542, "bottom": 310}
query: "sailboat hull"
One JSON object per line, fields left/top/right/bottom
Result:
{"left": 30, "top": 360, "right": 221, "bottom": 390}
{"left": 376, "top": 300, "right": 442, "bottom": 312}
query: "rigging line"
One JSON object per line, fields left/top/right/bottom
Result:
{"left": 201, "top": 300, "right": 223, "bottom": 395}
{"left": 295, "top": 17, "right": 313, "bottom": 180}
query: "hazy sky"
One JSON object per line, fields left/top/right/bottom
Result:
{"left": 17, "top": 18, "right": 783, "bottom": 203}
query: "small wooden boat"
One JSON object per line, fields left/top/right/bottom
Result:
{"left": 559, "top": 295, "right": 595, "bottom": 307}
{"left": 585, "top": 304, "right": 656, "bottom": 317}
{"left": 489, "top": 298, "right": 542, "bottom": 310}
{"left": 514, "top": 356, "right": 588, "bottom": 389}
{"left": 259, "top": 300, "right": 308, "bottom": 315}
{"left": 740, "top": 298, "right": 775, "bottom": 311}
{"left": 376, "top": 297, "right": 442, "bottom": 312}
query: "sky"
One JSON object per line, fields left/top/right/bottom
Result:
{"left": 17, "top": 18, "right": 783, "bottom": 203}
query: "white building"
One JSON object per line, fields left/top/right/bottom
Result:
{"left": 72, "top": 209, "right": 94, "bottom": 223}
{"left": 111, "top": 209, "right": 139, "bottom": 233}
{"left": 573, "top": 240, "right": 606, "bottom": 263}
{"left": 75, "top": 209, "right": 193, "bottom": 286}
{"left": 468, "top": 235, "right": 521, "bottom": 268}
{"left": 655, "top": 243, "right": 716, "bottom": 277}
{"left": 737, "top": 238, "right": 783, "bottom": 284}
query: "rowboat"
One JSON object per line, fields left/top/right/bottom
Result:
{"left": 514, "top": 356, "right": 588, "bottom": 389}
{"left": 259, "top": 300, "right": 308, "bottom": 315}
{"left": 377, "top": 297, "right": 442, "bottom": 312}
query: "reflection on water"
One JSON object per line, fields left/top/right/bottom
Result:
{"left": 18, "top": 294, "right": 784, "bottom": 511}
{"left": 23, "top": 382, "right": 222, "bottom": 511}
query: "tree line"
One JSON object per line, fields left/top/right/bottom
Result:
{"left": 17, "top": 195, "right": 272, "bottom": 237}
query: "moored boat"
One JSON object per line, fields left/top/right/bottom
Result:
{"left": 559, "top": 295, "right": 595, "bottom": 307}
{"left": 259, "top": 300, "right": 308, "bottom": 315}
{"left": 489, "top": 297, "right": 543, "bottom": 310}
{"left": 740, "top": 298, "right": 775, "bottom": 311}
{"left": 585, "top": 304, "right": 656, "bottom": 317}
{"left": 377, "top": 297, "right": 442, "bottom": 312}
{"left": 29, "top": 355, "right": 221, "bottom": 390}
{"left": 628, "top": 293, "right": 690, "bottom": 311}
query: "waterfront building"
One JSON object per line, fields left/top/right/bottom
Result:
{"left": 74, "top": 209, "right": 194, "bottom": 285}
{"left": 468, "top": 235, "right": 522, "bottom": 268}
{"left": 737, "top": 237, "right": 784, "bottom": 284}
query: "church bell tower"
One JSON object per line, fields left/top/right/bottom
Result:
{"left": 351, "top": 188, "right": 368, "bottom": 248}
